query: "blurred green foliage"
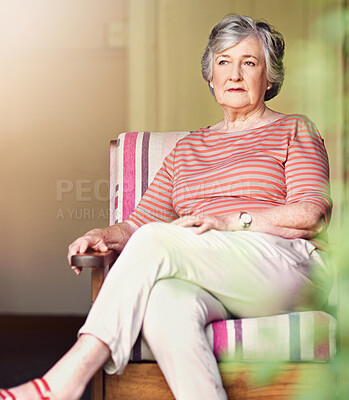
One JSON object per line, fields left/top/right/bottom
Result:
{"left": 234, "top": 3, "right": 349, "bottom": 398}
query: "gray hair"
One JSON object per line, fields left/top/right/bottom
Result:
{"left": 201, "top": 14, "right": 285, "bottom": 101}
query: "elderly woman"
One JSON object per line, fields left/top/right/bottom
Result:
{"left": 3, "top": 14, "right": 332, "bottom": 400}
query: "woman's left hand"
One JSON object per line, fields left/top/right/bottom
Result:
{"left": 171, "top": 214, "right": 235, "bottom": 234}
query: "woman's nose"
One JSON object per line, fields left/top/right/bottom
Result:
{"left": 230, "top": 64, "right": 243, "bottom": 81}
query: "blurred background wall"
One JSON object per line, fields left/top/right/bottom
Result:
{"left": 0, "top": 0, "right": 346, "bottom": 315}
{"left": 0, "top": 0, "right": 128, "bottom": 314}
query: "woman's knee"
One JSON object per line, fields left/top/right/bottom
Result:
{"left": 127, "top": 222, "right": 175, "bottom": 251}
{"left": 132, "top": 222, "right": 169, "bottom": 239}
{"left": 125, "top": 223, "right": 192, "bottom": 266}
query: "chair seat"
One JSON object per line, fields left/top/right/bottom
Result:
{"left": 130, "top": 311, "right": 336, "bottom": 363}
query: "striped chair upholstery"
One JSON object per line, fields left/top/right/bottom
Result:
{"left": 109, "top": 131, "right": 336, "bottom": 363}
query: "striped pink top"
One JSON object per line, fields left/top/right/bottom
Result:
{"left": 128, "top": 114, "right": 332, "bottom": 250}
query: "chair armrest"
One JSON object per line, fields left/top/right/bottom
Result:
{"left": 71, "top": 249, "right": 119, "bottom": 303}
{"left": 71, "top": 249, "right": 118, "bottom": 268}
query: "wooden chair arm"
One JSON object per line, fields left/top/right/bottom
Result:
{"left": 71, "top": 249, "right": 119, "bottom": 305}
{"left": 71, "top": 248, "right": 119, "bottom": 400}
{"left": 71, "top": 249, "right": 118, "bottom": 268}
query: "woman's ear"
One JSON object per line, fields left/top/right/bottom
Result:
{"left": 209, "top": 80, "right": 214, "bottom": 89}
{"left": 266, "top": 82, "right": 272, "bottom": 90}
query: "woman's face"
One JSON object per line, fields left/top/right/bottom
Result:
{"left": 210, "top": 36, "right": 270, "bottom": 114}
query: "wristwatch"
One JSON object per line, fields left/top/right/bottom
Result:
{"left": 238, "top": 212, "right": 252, "bottom": 230}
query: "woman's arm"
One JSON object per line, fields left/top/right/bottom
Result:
{"left": 68, "top": 148, "right": 177, "bottom": 275}
{"left": 245, "top": 202, "right": 325, "bottom": 237}
{"left": 68, "top": 220, "right": 137, "bottom": 275}
{"left": 171, "top": 201, "right": 325, "bottom": 238}
{"left": 173, "top": 117, "right": 331, "bottom": 239}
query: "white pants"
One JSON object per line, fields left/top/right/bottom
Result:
{"left": 79, "top": 222, "right": 331, "bottom": 400}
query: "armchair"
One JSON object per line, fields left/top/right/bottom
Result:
{"left": 72, "top": 131, "right": 337, "bottom": 400}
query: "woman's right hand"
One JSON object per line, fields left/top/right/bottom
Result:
{"left": 68, "top": 228, "right": 109, "bottom": 275}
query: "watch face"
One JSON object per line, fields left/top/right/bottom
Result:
{"left": 239, "top": 212, "right": 252, "bottom": 229}
{"left": 241, "top": 213, "right": 252, "bottom": 224}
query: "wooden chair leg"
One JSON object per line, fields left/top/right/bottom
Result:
{"left": 91, "top": 266, "right": 107, "bottom": 303}
{"left": 70, "top": 250, "right": 118, "bottom": 400}
{"left": 90, "top": 266, "right": 107, "bottom": 400}
{"left": 91, "top": 368, "right": 104, "bottom": 400}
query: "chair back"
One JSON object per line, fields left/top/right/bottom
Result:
{"left": 109, "top": 131, "right": 190, "bottom": 225}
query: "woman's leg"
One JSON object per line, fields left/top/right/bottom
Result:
{"left": 9, "top": 334, "right": 110, "bottom": 400}
{"left": 79, "top": 222, "right": 327, "bottom": 375}
{"left": 142, "top": 278, "right": 230, "bottom": 400}
{"left": 6, "top": 222, "right": 328, "bottom": 399}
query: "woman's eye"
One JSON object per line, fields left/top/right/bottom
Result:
{"left": 218, "top": 60, "right": 228, "bottom": 65}
{"left": 244, "top": 61, "right": 255, "bottom": 66}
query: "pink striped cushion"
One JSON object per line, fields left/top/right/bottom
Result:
{"left": 130, "top": 311, "right": 336, "bottom": 362}
{"left": 109, "top": 132, "right": 336, "bottom": 363}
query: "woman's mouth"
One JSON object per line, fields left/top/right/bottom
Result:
{"left": 228, "top": 88, "right": 245, "bottom": 92}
